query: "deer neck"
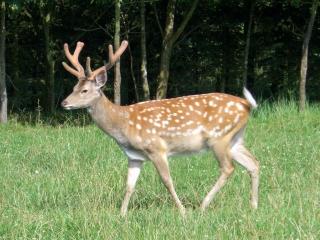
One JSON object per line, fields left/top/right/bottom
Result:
{"left": 87, "top": 91, "right": 129, "bottom": 144}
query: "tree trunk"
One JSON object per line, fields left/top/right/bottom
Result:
{"left": 221, "top": 25, "right": 230, "bottom": 93}
{"left": 0, "top": 0, "right": 7, "bottom": 123}
{"left": 156, "top": 0, "right": 199, "bottom": 99}
{"left": 114, "top": 0, "right": 121, "bottom": 105}
{"left": 43, "top": 12, "right": 55, "bottom": 113}
{"left": 156, "top": 42, "right": 174, "bottom": 99}
{"left": 12, "top": 33, "right": 19, "bottom": 98}
{"left": 126, "top": 37, "right": 139, "bottom": 102}
{"left": 243, "top": 0, "right": 255, "bottom": 87}
{"left": 140, "top": 0, "right": 150, "bottom": 101}
{"left": 299, "top": 0, "right": 318, "bottom": 111}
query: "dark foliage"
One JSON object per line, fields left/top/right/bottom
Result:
{"left": 4, "top": 0, "right": 320, "bottom": 112}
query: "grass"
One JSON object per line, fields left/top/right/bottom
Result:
{"left": 0, "top": 102, "right": 319, "bottom": 239}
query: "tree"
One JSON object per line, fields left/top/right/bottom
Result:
{"left": 40, "top": 2, "right": 56, "bottom": 112}
{"left": 156, "top": 0, "right": 199, "bottom": 99}
{"left": 0, "top": 0, "right": 7, "bottom": 123}
{"left": 140, "top": 0, "right": 150, "bottom": 100}
{"left": 243, "top": 0, "right": 255, "bottom": 88}
{"left": 114, "top": 0, "right": 121, "bottom": 105}
{"left": 299, "top": 0, "right": 318, "bottom": 111}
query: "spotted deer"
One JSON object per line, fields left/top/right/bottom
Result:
{"left": 61, "top": 40, "right": 259, "bottom": 216}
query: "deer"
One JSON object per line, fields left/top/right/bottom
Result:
{"left": 61, "top": 40, "right": 260, "bottom": 217}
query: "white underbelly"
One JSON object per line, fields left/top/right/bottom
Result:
{"left": 122, "top": 147, "right": 148, "bottom": 161}
{"left": 121, "top": 132, "right": 208, "bottom": 161}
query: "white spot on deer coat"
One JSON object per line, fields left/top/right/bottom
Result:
{"left": 154, "top": 122, "right": 161, "bottom": 127}
{"left": 186, "top": 120, "right": 194, "bottom": 125}
{"left": 234, "top": 114, "right": 240, "bottom": 123}
{"left": 227, "top": 101, "right": 235, "bottom": 107}
{"left": 236, "top": 103, "right": 245, "bottom": 111}
{"left": 168, "top": 126, "right": 176, "bottom": 131}
{"left": 224, "top": 124, "right": 232, "bottom": 132}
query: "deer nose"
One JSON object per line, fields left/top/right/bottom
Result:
{"left": 61, "top": 100, "right": 68, "bottom": 107}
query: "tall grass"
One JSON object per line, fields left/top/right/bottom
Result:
{"left": 0, "top": 102, "right": 319, "bottom": 239}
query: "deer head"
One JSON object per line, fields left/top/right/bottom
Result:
{"left": 61, "top": 41, "right": 128, "bottom": 110}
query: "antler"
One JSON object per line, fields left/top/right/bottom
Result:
{"left": 62, "top": 40, "right": 128, "bottom": 81}
{"left": 87, "top": 40, "right": 128, "bottom": 80}
{"left": 62, "top": 42, "right": 86, "bottom": 79}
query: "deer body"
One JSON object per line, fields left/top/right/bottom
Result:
{"left": 87, "top": 91, "right": 251, "bottom": 160}
{"left": 61, "top": 41, "right": 260, "bottom": 216}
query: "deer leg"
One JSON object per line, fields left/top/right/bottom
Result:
{"left": 120, "top": 160, "right": 143, "bottom": 217}
{"left": 200, "top": 143, "right": 234, "bottom": 211}
{"left": 149, "top": 152, "right": 186, "bottom": 216}
{"left": 231, "top": 142, "right": 259, "bottom": 209}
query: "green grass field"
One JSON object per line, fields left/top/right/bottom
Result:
{"left": 0, "top": 103, "right": 319, "bottom": 239}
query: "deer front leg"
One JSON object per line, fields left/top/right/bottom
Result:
{"left": 120, "top": 160, "right": 143, "bottom": 217}
{"left": 148, "top": 151, "right": 186, "bottom": 216}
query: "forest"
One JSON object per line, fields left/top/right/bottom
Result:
{"left": 0, "top": 0, "right": 319, "bottom": 119}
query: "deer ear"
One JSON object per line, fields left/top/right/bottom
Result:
{"left": 95, "top": 71, "right": 107, "bottom": 88}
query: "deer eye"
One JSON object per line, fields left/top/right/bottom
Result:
{"left": 81, "top": 89, "right": 88, "bottom": 94}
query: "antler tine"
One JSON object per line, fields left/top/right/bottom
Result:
{"left": 87, "top": 66, "right": 106, "bottom": 81}
{"left": 88, "top": 40, "right": 128, "bottom": 80}
{"left": 62, "top": 42, "right": 86, "bottom": 79}
{"left": 86, "top": 57, "right": 93, "bottom": 76}
{"left": 105, "top": 40, "right": 128, "bottom": 71}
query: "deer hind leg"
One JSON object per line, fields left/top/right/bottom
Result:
{"left": 231, "top": 138, "right": 259, "bottom": 209}
{"left": 148, "top": 151, "right": 186, "bottom": 216}
{"left": 120, "top": 160, "right": 143, "bottom": 217}
{"left": 200, "top": 142, "right": 234, "bottom": 211}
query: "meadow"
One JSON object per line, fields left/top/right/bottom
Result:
{"left": 0, "top": 102, "right": 319, "bottom": 239}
